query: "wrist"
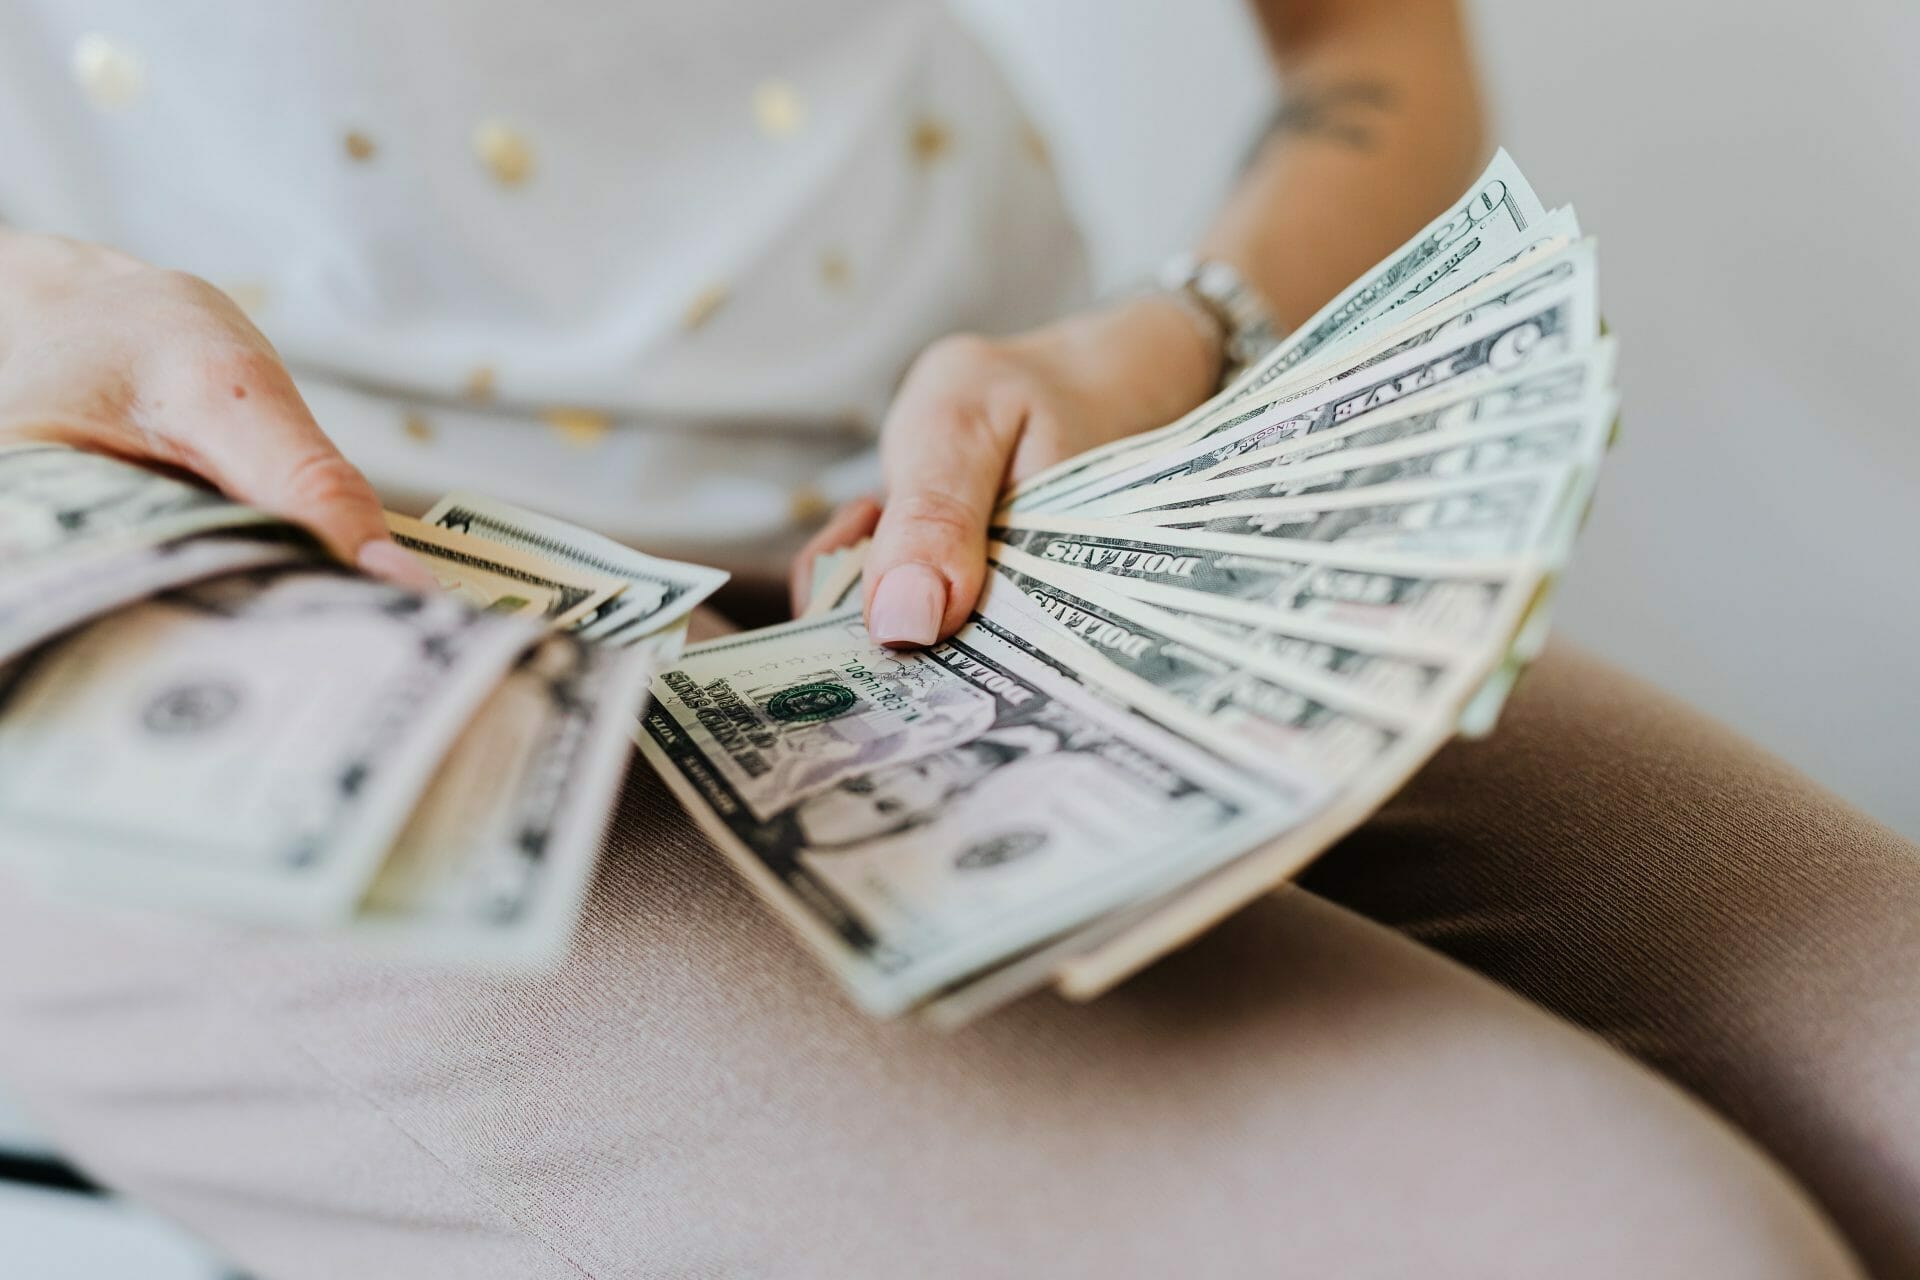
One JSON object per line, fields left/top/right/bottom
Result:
{"left": 1015, "top": 294, "right": 1224, "bottom": 434}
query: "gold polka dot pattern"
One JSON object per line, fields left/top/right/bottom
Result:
{"left": 752, "top": 81, "right": 806, "bottom": 139}
{"left": 908, "top": 115, "right": 952, "bottom": 167}
{"left": 819, "top": 249, "right": 852, "bottom": 292}
{"left": 540, "top": 407, "right": 611, "bottom": 448}
{"left": 463, "top": 365, "right": 498, "bottom": 404}
{"left": 681, "top": 283, "right": 731, "bottom": 332}
{"left": 71, "top": 34, "right": 145, "bottom": 111}
{"left": 472, "top": 119, "right": 535, "bottom": 187}
{"left": 788, "top": 485, "right": 833, "bottom": 525}
{"left": 1021, "top": 121, "right": 1051, "bottom": 170}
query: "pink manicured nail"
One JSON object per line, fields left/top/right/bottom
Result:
{"left": 357, "top": 539, "right": 440, "bottom": 592}
{"left": 868, "top": 563, "right": 945, "bottom": 647}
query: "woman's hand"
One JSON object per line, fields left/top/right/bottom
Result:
{"left": 790, "top": 295, "right": 1223, "bottom": 644}
{"left": 0, "top": 230, "right": 431, "bottom": 587}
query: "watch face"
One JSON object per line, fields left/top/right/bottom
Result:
{"left": 1154, "top": 254, "right": 1280, "bottom": 393}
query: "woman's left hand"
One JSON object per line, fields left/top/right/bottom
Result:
{"left": 789, "top": 295, "right": 1224, "bottom": 644}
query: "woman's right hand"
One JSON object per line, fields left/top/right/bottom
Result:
{"left": 0, "top": 229, "right": 432, "bottom": 587}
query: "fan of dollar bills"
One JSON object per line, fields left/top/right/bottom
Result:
{"left": 642, "top": 150, "right": 1617, "bottom": 1023}
{"left": 0, "top": 150, "right": 1609, "bottom": 1025}
{"left": 0, "top": 452, "right": 726, "bottom": 965}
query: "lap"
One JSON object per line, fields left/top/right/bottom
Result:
{"left": 1304, "top": 638, "right": 1920, "bottom": 1277}
{"left": 0, "top": 766, "right": 1855, "bottom": 1278}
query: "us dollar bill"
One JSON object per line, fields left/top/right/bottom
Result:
{"left": 1035, "top": 253, "right": 1600, "bottom": 515}
{"left": 0, "top": 533, "right": 310, "bottom": 665}
{"left": 1112, "top": 396, "right": 1616, "bottom": 517}
{"left": 355, "top": 631, "right": 655, "bottom": 966}
{"left": 994, "top": 547, "right": 1460, "bottom": 714}
{"left": 1160, "top": 342, "right": 1616, "bottom": 497}
{"left": 1148, "top": 465, "right": 1590, "bottom": 559}
{"left": 989, "top": 518, "right": 1543, "bottom": 647}
{"left": 0, "top": 443, "right": 282, "bottom": 568}
{"left": 1283, "top": 223, "right": 1594, "bottom": 399}
{"left": 634, "top": 600, "right": 1312, "bottom": 1015}
{"left": 985, "top": 552, "right": 1412, "bottom": 784}
{"left": 1316, "top": 204, "right": 1580, "bottom": 365}
{"left": 1231, "top": 150, "right": 1555, "bottom": 399}
{"left": 1004, "top": 150, "right": 1553, "bottom": 512}
{"left": 0, "top": 569, "right": 540, "bottom": 921}
{"left": 803, "top": 541, "right": 869, "bottom": 619}
{"left": 422, "top": 492, "right": 728, "bottom": 643}
{"left": 386, "top": 512, "right": 625, "bottom": 628}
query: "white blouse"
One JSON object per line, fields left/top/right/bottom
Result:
{"left": 0, "top": 0, "right": 1089, "bottom": 572}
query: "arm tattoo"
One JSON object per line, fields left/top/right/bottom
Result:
{"left": 1250, "top": 79, "right": 1398, "bottom": 160}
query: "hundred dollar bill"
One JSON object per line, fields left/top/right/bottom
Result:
{"left": 1109, "top": 396, "right": 1616, "bottom": 518}
{"left": 355, "top": 632, "right": 655, "bottom": 966}
{"left": 0, "top": 443, "right": 281, "bottom": 568}
{"left": 0, "top": 569, "right": 540, "bottom": 922}
{"left": 990, "top": 517, "right": 1543, "bottom": 646}
{"left": 1037, "top": 257, "right": 1600, "bottom": 515}
{"left": 635, "top": 600, "right": 1311, "bottom": 1014}
{"left": 994, "top": 547, "right": 1462, "bottom": 714}
{"left": 986, "top": 551, "right": 1414, "bottom": 784}
{"left": 1005, "top": 150, "right": 1553, "bottom": 511}
{"left": 387, "top": 512, "right": 624, "bottom": 628}
{"left": 423, "top": 492, "right": 728, "bottom": 642}
{"left": 1147, "top": 464, "right": 1590, "bottom": 560}
{"left": 0, "top": 533, "right": 309, "bottom": 665}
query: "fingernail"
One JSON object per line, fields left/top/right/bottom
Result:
{"left": 357, "top": 539, "right": 439, "bottom": 592}
{"left": 868, "top": 563, "right": 945, "bottom": 647}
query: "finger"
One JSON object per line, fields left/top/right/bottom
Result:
{"left": 170, "top": 347, "right": 435, "bottom": 590}
{"left": 865, "top": 402, "right": 1019, "bottom": 647}
{"left": 790, "top": 496, "right": 882, "bottom": 615}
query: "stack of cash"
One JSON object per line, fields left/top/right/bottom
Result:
{"left": 0, "top": 450, "right": 726, "bottom": 966}
{"left": 643, "top": 150, "right": 1616, "bottom": 1023}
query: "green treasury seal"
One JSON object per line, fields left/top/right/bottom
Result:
{"left": 766, "top": 681, "right": 858, "bottom": 724}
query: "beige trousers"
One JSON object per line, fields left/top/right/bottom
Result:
{"left": 0, "top": 639, "right": 1912, "bottom": 1279}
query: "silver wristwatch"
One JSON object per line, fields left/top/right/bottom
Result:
{"left": 1153, "top": 253, "right": 1281, "bottom": 390}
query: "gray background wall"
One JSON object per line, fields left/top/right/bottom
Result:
{"left": 958, "top": 0, "right": 1920, "bottom": 839}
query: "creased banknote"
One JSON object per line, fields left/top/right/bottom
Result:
{"left": 423, "top": 492, "right": 729, "bottom": 642}
{"left": 635, "top": 598, "right": 1312, "bottom": 1014}
{"left": 357, "top": 631, "right": 656, "bottom": 964}
{"left": 0, "top": 569, "right": 539, "bottom": 921}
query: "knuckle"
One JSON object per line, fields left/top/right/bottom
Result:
{"left": 153, "top": 268, "right": 225, "bottom": 308}
{"left": 910, "top": 332, "right": 1019, "bottom": 387}
{"left": 923, "top": 331, "right": 1000, "bottom": 366}
{"left": 885, "top": 487, "right": 982, "bottom": 546}
{"left": 279, "top": 451, "right": 368, "bottom": 512}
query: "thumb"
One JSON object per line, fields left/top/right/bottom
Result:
{"left": 186, "top": 375, "right": 434, "bottom": 590}
{"left": 864, "top": 407, "right": 1017, "bottom": 648}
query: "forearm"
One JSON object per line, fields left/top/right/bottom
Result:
{"left": 1203, "top": 0, "right": 1487, "bottom": 330}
